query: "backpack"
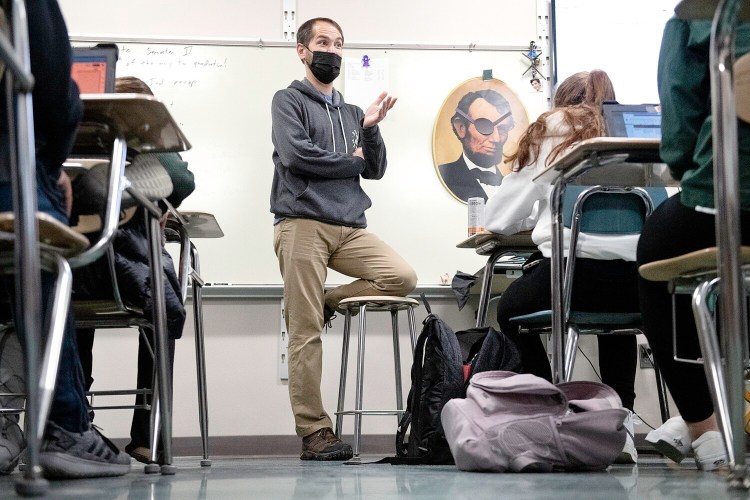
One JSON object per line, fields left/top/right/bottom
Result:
{"left": 441, "top": 371, "right": 627, "bottom": 472}
{"left": 393, "top": 298, "right": 522, "bottom": 464}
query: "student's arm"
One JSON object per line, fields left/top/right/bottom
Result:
{"left": 359, "top": 122, "right": 387, "bottom": 180}
{"left": 271, "top": 90, "right": 365, "bottom": 179}
{"left": 29, "top": 0, "right": 82, "bottom": 175}
{"left": 485, "top": 166, "right": 544, "bottom": 235}
{"left": 657, "top": 18, "right": 710, "bottom": 180}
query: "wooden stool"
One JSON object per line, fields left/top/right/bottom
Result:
{"left": 333, "top": 296, "right": 419, "bottom": 461}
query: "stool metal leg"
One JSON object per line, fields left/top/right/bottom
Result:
{"left": 352, "top": 305, "right": 367, "bottom": 460}
{"left": 391, "top": 310, "right": 404, "bottom": 421}
{"left": 407, "top": 305, "right": 417, "bottom": 353}
{"left": 335, "top": 312, "right": 352, "bottom": 438}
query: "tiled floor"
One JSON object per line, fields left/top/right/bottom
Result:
{"left": 1, "top": 455, "right": 748, "bottom": 499}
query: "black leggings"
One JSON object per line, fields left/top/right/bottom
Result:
{"left": 637, "top": 195, "right": 750, "bottom": 423}
{"left": 497, "top": 256, "right": 638, "bottom": 410}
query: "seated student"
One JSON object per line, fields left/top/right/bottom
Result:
{"left": 0, "top": 0, "right": 130, "bottom": 477}
{"left": 484, "top": 69, "right": 640, "bottom": 464}
{"left": 637, "top": 16, "right": 750, "bottom": 471}
{"left": 74, "top": 76, "right": 195, "bottom": 464}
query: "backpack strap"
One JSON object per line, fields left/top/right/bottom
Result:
{"left": 406, "top": 317, "right": 433, "bottom": 457}
{"left": 420, "top": 292, "right": 431, "bottom": 314}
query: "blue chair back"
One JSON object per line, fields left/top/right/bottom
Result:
{"left": 562, "top": 186, "right": 668, "bottom": 234}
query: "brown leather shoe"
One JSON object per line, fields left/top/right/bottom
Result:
{"left": 301, "top": 428, "right": 353, "bottom": 461}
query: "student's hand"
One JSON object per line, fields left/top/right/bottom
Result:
{"left": 353, "top": 147, "right": 364, "bottom": 159}
{"left": 363, "top": 91, "right": 397, "bottom": 129}
{"left": 57, "top": 171, "right": 73, "bottom": 217}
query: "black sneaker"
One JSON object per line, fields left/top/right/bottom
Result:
{"left": 39, "top": 422, "right": 131, "bottom": 479}
{"left": 300, "top": 427, "right": 353, "bottom": 461}
{"left": 0, "top": 417, "right": 25, "bottom": 475}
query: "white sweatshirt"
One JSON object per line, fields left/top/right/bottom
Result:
{"left": 485, "top": 111, "right": 654, "bottom": 262}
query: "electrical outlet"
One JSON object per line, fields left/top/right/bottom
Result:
{"left": 639, "top": 344, "right": 654, "bottom": 369}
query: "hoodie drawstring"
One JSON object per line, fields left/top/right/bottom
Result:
{"left": 324, "top": 102, "right": 348, "bottom": 154}
{"left": 337, "top": 108, "right": 348, "bottom": 154}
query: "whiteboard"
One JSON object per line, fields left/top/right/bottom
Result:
{"left": 101, "top": 42, "right": 548, "bottom": 285}
{"left": 553, "top": 0, "right": 678, "bottom": 104}
{"left": 59, "top": 0, "right": 535, "bottom": 45}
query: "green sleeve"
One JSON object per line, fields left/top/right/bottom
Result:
{"left": 156, "top": 152, "right": 195, "bottom": 208}
{"left": 657, "top": 18, "right": 711, "bottom": 181}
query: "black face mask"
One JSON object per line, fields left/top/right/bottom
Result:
{"left": 306, "top": 49, "right": 341, "bottom": 84}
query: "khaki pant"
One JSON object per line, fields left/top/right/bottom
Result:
{"left": 273, "top": 218, "right": 417, "bottom": 437}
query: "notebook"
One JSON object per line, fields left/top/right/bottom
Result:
{"left": 71, "top": 45, "right": 118, "bottom": 94}
{"left": 602, "top": 103, "right": 661, "bottom": 139}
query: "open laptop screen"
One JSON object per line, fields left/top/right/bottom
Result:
{"left": 71, "top": 46, "right": 117, "bottom": 93}
{"left": 602, "top": 103, "right": 661, "bottom": 139}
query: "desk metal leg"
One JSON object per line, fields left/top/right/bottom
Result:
{"left": 475, "top": 249, "right": 506, "bottom": 328}
{"left": 190, "top": 245, "right": 211, "bottom": 467}
{"left": 7, "top": 2, "right": 47, "bottom": 491}
{"left": 711, "top": 0, "right": 748, "bottom": 486}
{"left": 693, "top": 278, "right": 735, "bottom": 465}
{"left": 147, "top": 215, "right": 175, "bottom": 475}
{"left": 549, "top": 179, "right": 566, "bottom": 384}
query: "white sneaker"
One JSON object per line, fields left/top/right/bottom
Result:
{"left": 615, "top": 410, "right": 638, "bottom": 464}
{"left": 645, "top": 416, "right": 691, "bottom": 463}
{"left": 692, "top": 431, "right": 728, "bottom": 471}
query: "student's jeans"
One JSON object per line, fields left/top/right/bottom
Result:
{"left": 0, "top": 182, "right": 89, "bottom": 433}
{"left": 274, "top": 218, "right": 417, "bottom": 437}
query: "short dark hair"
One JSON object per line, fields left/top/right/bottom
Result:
{"left": 531, "top": 78, "right": 541, "bottom": 84}
{"left": 115, "top": 76, "right": 154, "bottom": 96}
{"left": 451, "top": 89, "right": 512, "bottom": 138}
{"left": 297, "top": 17, "right": 344, "bottom": 47}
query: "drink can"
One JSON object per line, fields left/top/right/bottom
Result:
{"left": 467, "top": 197, "right": 485, "bottom": 236}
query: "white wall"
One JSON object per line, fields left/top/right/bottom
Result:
{"left": 57, "top": 0, "right": 673, "bottom": 444}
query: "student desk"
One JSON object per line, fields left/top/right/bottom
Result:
{"left": 165, "top": 210, "right": 223, "bottom": 468}
{"left": 71, "top": 94, "right": 191, "bottom": 474}
{"left": 456, "top": 231, "right": 535, "bottom": 328}
{"left": 533, "top": 137, "right": 663, "bottom": 385}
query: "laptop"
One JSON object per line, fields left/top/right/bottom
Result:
{"left": 602, "top": 103, "right": 661, "bottom": 139}
{"left": 71, "top": 45, "right": 118, "bottom": 93}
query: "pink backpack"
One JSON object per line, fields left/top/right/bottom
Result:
{"left": 441, "top": 371, "right": 627, "bottom": 472}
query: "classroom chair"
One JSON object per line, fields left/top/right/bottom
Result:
{"left": 507, "top": 185, "right": 671, "bottom": 421}
{"left": 334, "top": 296, "right": 419, "bottom": 461}
{"left": 639, "top": 247, "right": 750, "bottom": 468}
{"left": 164, "top": 209, "right": 219, "bottom": 468}
{"left": 70, "top": 157, "right": 201, "bottom": 473}
{"left": 0, "top": 1, "right": 126, "bottom": 494}
{"left": 65, "top": 93, "right": 191, "bottom": 475}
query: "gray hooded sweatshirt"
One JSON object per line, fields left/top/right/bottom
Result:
{"left": 270, "top": 78, "right": 387, "bottom": 228}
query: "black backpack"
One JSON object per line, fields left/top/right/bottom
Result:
{"left": 393, "top": 298, "right": 522, "bottom": 464}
